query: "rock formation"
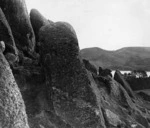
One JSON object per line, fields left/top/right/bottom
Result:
{"left": 83, "top": 59, "right": 97, "bottom": 74}
{"left": 0, "top": 0, "right": 35, "bottom": 52}
{"left": 94, "top": 75, "right": 150, "bottom": 128}
{"left": 114, "top": 70, "right": 135, "bottom": 98}
{"left": 0, "top": 8, "right": 17, "bottom": 55}
{"left": 0, "top": 47, "right": 29, "bottom": 128}
{"left": 0, "top": 0, "right": 150, "bottom": 127}
{"left": 39, "top": 22, "right": 106, "bottom": 128}
{"left": 30, "top": 9, "right": 50, "bottom": 42}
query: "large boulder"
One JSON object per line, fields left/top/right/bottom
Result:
{"left": 114, "top": 70, "right": 135, "bottom": 98}
{"left": 0, "top": 40, "right": 5, "bottom": 52}
{"left": 0, "top": 0, "right": 35, "bottom": 52}
{"left": 0, "top": 8, "right": 17, "bottom": 55}
{"left": 30, "top": 9, "right": 50, "bottom": 42}
{"left": 39, "top": 22, "right": 106, "bottom": 128}
{"left": 0, "top": 51, "right": 29, "bottom": 128}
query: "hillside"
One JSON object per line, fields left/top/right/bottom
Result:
{"left": 81, "top": 47, "right": 150, "bottom": 70}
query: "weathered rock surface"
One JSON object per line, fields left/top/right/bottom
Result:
{"left": 93, "top": 73, "right": 150, "bottom": 128}
{"left": 55, "top": 21, "right": 77, "bottom": 39}
{"left": 12, "top": 17, "right": 149, "bottom": 128}
{"left": 0, "top": 1, "right": 149, "bottom": 127}
{"left": 0, "top": 0, "right": 35, "bottom": 52}
{"left": 0, "top": 40, "right": 5, "bottom": 52}
{"left": 83, "top": 59, "right": 97, "bottom": 74}
{"left": 0, "top": 51, "right": 29, "bottom": 128}
{"left": 114, "top": 70, "right": 135, "bottom": 98}
{"left": 0, "top": 8, "right": 17, "bottom": 55}
{"left": 30, "top": 9, "right": 50, "bottom": 42}
{"left": 99, "top": 67, "right": 112, "bottom": 77}
{"left": 104, "top": 109, "right": 122, "bottom": 126}
{"left": 39, "top": 22, "right": 106, "bottom": 128}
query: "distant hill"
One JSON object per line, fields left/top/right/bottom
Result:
{"left": 80, "top": 47, "right": 150, "bottom": 71}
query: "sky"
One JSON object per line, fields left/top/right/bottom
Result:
{"left": 26, "top": 0, "right": 150, "bottom": 50}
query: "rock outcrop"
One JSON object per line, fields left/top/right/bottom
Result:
{"left": 0, "top": 0, "right": 35, "bottom": 52}
{"left": 39, "top": 22, "right": 106, "bottom": 128}
{"left": 0, "top": 0, "right": 150, "bottom": 127}
{"left": 98, "top": 67, "right": 112, "bottom": 77}
{"left": 0, "top": 50, "right": 29, "bottom": 128}
{"left": 30, "top": 9, "right": 50, "bottom": 42}
{"left": 0, "top": 8, "right": 17, "bottom": 55}
{"left": 114, "top": 70, "right": 135, "bottom": 98}
{"left": 94, "top": 75, "right": 150, "bottom": 128}
{"left": 83, "top": 59, "right": 97, "bottom": 74}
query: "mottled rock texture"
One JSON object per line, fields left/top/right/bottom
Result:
{"left": 39, "top": 22, "right": 106, "bottom": 128}
{"left": 0, "top": 51, "right": 29, "bottom": 128}
{"left": 0, "top": 0, "right": 35, "bottom": 52}
{"left": 0, "top": 8, "right": 17, "bottom": 55}
{"left": 0, "top": 0, "right": 150, "bottom": 127}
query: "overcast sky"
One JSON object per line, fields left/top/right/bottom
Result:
{"left": 26, "top": 0, "right": 150, "bottom": 50}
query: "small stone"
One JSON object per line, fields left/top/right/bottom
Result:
{"left": 105, "top": 109, "right": 121, "bottom": 126}
{"left": 0, "top": 8, "right": 17, "bottom": 55}
{"left": 39, "top": 22, "right": 106, "bottom": 128}
{"left": 0, "top": 41, "right": 5, "bottom": 52}
{"left": 5, "top": 53, "right": 18, "bottom": 65}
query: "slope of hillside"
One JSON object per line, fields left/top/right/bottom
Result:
{"left": 80, "top": 47, "right": 150, "bottom": 70}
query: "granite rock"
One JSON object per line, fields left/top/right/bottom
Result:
{"left": 30, "top": 9, "right": 50, "bottom": 42}
{"left": 39, "top": 22, "right": 107, "bottom": 128}
{"left": 0, "top": 8, "right": 17, "bottom": 55}
{"left": 0, "top": 0, "right": 35, "bottom": 52}
{"left": 0, "top": 52, "right": 29, "bottom": 128}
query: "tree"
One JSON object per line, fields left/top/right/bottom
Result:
{"left": 131, "top": 70, "right": 147, "bottom": 78}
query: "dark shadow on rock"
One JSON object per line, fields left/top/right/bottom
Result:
{"left": 114, "top": 70, "right": 135, "bottom": 99}
{"left": 98, "top": 67, "right": 112, "bottom": 77}
{"left": 137, "top": 91, "right": 150, "bottom": 102}
{"left": 0, "top": 8, "right": 18, "bottom": 55}
{"left": 0, "top": 0, "right": 35, "bottom": 52}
